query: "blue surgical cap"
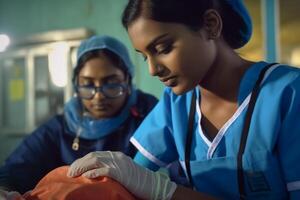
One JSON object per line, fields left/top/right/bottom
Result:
{"left": 226, "top": 0, "right": 252, "bottom": 48}
{"left": 75, "top": 35, "right": 134, "bottom": 77}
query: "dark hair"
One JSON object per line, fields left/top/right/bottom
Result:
{"left": 72, "top": 49, "right": 132, "bottom": 86}
{"left": 122, "top": 0, "right": 246, "bottom": 49}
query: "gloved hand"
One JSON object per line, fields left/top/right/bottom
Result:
{"left": 0, "top": 188, "right": 25, "bottom": 200}
{"left": 67, "top": 151, "right": 177, "bottom": 200}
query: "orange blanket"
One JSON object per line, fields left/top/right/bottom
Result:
{"left": 21, "top": 166, "right": 137, "bottom": 200}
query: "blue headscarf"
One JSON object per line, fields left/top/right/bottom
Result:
{"left": 74, "top": 35, "right": 134, "bottom": 77}
{"left": 64, "top": 90, "right": 137, "bottom": 139}
{"left": 65, "top": 35, "right": 137, "bottom": 139}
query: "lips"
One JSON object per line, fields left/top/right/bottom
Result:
{"left": 159, "top": 76, "right": 177, "bottom": 87}
{"left": 92, "top": 103, "right": 109, "bottom": 110}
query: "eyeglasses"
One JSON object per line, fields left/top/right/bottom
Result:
{"left": 76, "top": 83, "right": 128, "bottom": 99}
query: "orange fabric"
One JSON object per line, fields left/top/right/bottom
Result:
{"left": 21, "top": 166, "right": 137, "bottom": 200}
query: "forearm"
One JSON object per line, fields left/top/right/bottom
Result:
{"left": 172, "top": 185, "right": 218, "bottom": 200}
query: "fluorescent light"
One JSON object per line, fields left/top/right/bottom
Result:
{"left": 49, "top": 42, "right": 68, "bottom": 87}
{"left": 0, "top": 34, "right": 10, "bottom": 52}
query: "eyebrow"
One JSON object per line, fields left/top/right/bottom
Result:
{"left": 79, "top": 74, "right": 123, "bottom": 82}
{"left": 135, "top": 33, "right": 170, "bottom": 53}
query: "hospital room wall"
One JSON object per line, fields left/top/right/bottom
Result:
{"left": 0, "top": 0, "right": 164, "bottom": 98}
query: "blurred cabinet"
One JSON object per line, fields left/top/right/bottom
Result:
{"left": 0, "top": 39, "right": 81, "bottom": 135}
{"left": 0, "top": 58, "right": 26, "bottom": 130}
{"left": 34, "top": 55, "right": 65, "bottom": 125}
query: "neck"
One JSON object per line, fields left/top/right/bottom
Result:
{"left": 199, "top": 46, "right": 254, "bottom": 102}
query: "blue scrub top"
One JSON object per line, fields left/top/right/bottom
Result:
{"left": 131, "top": 61, "right": 300, "bottom": 199}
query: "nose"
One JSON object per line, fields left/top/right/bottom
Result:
{"left": 93, "top": 87, "right": 106, "bottom": 100}
{"left": 148, "top": 59, "right": 163, "bottom": 77}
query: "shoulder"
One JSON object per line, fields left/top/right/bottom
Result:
{"left": 134, "top": 89, "right": 158, "bottom": 116}
{"left": 265, "top": 64, "right": 300, "bottom": 93}
{"left": 14, "top": 114, "right": 71, "bottom": 153}
{"left": 40, "top": 114, "right": 65, "bottom": 130}
{"left": 136, "top": 89, "right": 158, "bottom": 105}
{"left": 31, "top": 114, "right": 66, "bottom": 138}
{"left": 264, "top": 64, "right": 300, "bottom": 115}
{"left": 276, "top": 65, "right": 300, "bottom": 95}
{"left": 270, "top": 64, "right": 300, "bottom": 81}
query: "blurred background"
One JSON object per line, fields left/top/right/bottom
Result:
{"left": 0, "top": 0, "right": 299, "bottom": 164}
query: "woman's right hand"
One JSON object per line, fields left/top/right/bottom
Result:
{"left": 0, "top": 189, "right": 25, "bottom": 200}
{"left": 67, "top": 151, "right": 177, "bottom": 200}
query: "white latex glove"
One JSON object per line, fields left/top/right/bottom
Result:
{"left": 0, "top": 188, "right": 25, "bottom": 200}
{"left": 68, "top": 151, "right": 177, "bottom": 200}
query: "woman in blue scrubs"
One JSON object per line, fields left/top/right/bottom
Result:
{"left": 0, "top": 35, "right": 158, "bottom": 198}
{"left": 68, "top": 1, "right": 300, "bottom": 199}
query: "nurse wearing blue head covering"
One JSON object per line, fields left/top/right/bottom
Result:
{"left": 0, "top": 35, "right": 158, "bottom": 197}
{"left": 67, "top": 0, "right": 300, "bottom": 199}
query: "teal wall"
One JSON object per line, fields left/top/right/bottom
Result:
{"left": 0, "top": 0, "right": 164, "bottom": 98}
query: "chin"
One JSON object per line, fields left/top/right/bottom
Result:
{"left": 171, "top": 81, "right": 198, "bottom": 95}
{"left": 171, "top": 86, "right": 190, "bottom": 96}
{"left": 91, "top": 112, "right": 111, "bottom": 119}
